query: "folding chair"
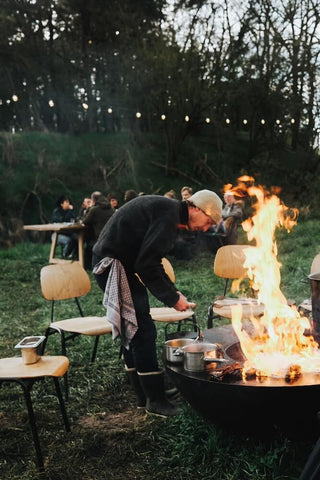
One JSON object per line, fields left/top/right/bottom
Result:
{"left": 207, "top": 244, "right": 264, "bottom": 328}
{"left": 0, "top": 355, "right": 70, "bottom": 471}
{"left": 40, "top": 262, "right": 112, "bottom": 398}
{"left": 150, "top": 258, "right": 198, "bottom": 340}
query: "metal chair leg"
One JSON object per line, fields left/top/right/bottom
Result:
{"left": 207, "top": 304, "right": 214, "bottom": 328}
{"left": 53, "top": 377, "right": 70, "bottom": 432}
{"left": 20, "top": 380, "right": 44, "bottom": 472}
{"left": 91, "top": 336, "right": 100, "bottom": 362}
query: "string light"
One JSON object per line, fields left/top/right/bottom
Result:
{"left": 291, "top": 118, "right": 295, "bottom": 124}
{"left": 205, "top": 117, "right": 210, "bottom": 124}
{"left": 82, "top": 103, "right": 89, "bottom": 110}
{"left": 136, "top": 112, "right": 141, "bottom": 118}
{"left": 276, "top": 119, "right": 281, "bottom": 125}
{"left": 243, "top": 119, "right": 247, "bottom": 125}
{"left": 161, "top": 114, "right": 166, "bottom": 120}
{"left": 261, "top": 119, "right": 265, "bottom": 125}
{"left": 12, "top": 95, "right": 18, "bottom": 102}
{"left": 185, "top": 115, "right": 190, "bottom": 122}
{"left": 107, "top": 107, "right": 113, "bottom": 114}
{"left": 48, "top": 100, "right": 54, "bottom": 107}
{"left": 226, "top": 118, "right": 230, "bottom": 124}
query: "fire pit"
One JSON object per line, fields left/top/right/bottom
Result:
{"left": 165, "top": 324, "right": 320, "bottom": 438}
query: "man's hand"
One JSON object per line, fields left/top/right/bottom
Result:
{"left": 174, "top": 292, "right": 195, "bottom": 311}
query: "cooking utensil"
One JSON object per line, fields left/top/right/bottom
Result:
{"left": 181, "top": 342, "right": 230, "bottom": 372}
{"left": 164, "top": 338, "right": 197, "bottom": 364}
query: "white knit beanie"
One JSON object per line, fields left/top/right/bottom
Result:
{"left": 187, "top": 189, "right": 222, "bottom": 224}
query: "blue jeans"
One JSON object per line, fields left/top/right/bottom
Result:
{"left": 93, "top": 255, "right": 158, "bottom": 373}
{"left": 52, "top": 233, "right": 78, "bottom": 257}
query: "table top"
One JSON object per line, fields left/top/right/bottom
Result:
{"left": 23, "top": 222, "right": 86, "bottom": 232}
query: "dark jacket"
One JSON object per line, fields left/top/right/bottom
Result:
{"left": 82, "top": 196, "right": 113, "bottom": 244}
{"left": 93, "top": 195, "right": 189, "bottom": 307}
{"left": 51, "top": 206, "right": 76, "bottom": 223}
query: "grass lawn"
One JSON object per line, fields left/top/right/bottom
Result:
{"left": 1, "top": 218, "right": 320, "bottom": 479}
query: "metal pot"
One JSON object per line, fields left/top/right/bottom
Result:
{"left": 165, "top": 338, "right": 196, "bottom": 364}
{"left": 181, "top": 342, "right": 229, "bottom": 372}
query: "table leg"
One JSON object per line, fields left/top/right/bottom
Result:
{"left": 78, "top": 231, "right": 84, "bottom": 267}
{"left": 49, "top": 232, "right": 59, "bottom": 264}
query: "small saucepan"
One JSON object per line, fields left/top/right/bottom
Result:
{"left": 181, "top": 342, "right": 230, "bottom": 372}
{"left": 165, "top": 338, "right": 197, "bottom": 364}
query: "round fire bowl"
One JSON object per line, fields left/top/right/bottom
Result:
{"left": 165, "top": 326, "right": 320, "bottom": 438}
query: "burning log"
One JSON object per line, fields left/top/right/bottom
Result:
{"left": 285, "top": 364, "right": 302, "bottom": 383}
{"left": 210, "top": 362, "right": 243, "bottom": 382}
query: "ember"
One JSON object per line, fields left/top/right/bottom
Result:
{"left": 285, "top": 364, "right": 302, "bottom": 383}
{"left": 210, "top": 362, "right": 243, "bottom": 382}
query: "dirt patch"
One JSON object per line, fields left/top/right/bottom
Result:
{"left": 78, "top": 405, "right": 147, "bottom": 433}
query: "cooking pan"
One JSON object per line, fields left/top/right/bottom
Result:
{"left": 164, "top": 338, "right": 197, "bottom": 364}
{"left": 181, "top": 342, "right": 230, "bottom": 372}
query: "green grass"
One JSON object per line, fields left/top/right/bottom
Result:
{"left": 1, "top": 219, "right": 320, "bottom": 479}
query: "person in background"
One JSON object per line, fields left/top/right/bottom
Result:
{"left": 164, "top": 189, "right": 177, "bottom": 199}
{"left": 107, "top": 193, "right": 119, "bottom": 211}
{"left": 92, "top": 190, "right": 222, "bottom": 417}
{"left": 124, "top": 189, "right": 138, "bottom": 203}
{"left": 78, "top": 196, "right": 93, "bottom": 219}
{"left": 81, "top": 191, "right": 114, "bottom": 270}
{"left": 180, "top": 186, "right": 193, "bottom": 200}
{"left": 216, "top": 191, "right": 244, "bottom": 245}
{"left": 51, "top": 195, "right": 78, "bottom": 258}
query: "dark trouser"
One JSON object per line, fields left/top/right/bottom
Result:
{"left": 93, "top": 255, "right": 158, "bottom": 373}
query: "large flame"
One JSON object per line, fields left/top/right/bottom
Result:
{"left": 231, "top": 183, "right": 320, "bottom": 377}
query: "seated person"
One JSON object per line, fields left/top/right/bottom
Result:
{"left": 78, "top": 196, "right": 93, "bottom": 219}
{"left": 124, "top": 189, "right": 138, "bottom": 203}
{"left": 217, "top": 191, "right": 244, "bottom": 244}
{"left": 107, "top": 193, "right": 119, "bottom": 210}
{"left": 81, "top": 191, "right": 114, "bottom": 269}
{"left": 180, "top": 186, "right": 193, "bottom": 200}
{"left": 164, "top": 189, "right": 177, "bottom": 199}
{"left": 51, "top": 195, "right": 78, "bottom": 258}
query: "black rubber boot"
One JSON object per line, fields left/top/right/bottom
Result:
{"left": 138, "top": 370, "right": 179, "bottom": 417}
{"left": 125, "top": 367, "right": 146, "bottom": 409}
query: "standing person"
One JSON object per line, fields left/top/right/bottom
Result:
{"left": 92, "top": 190, "right": 222, "bottom": 417}
{"left": 51, "top": 195, "right": 78, "bottom": 258}
{"left": 81, "top": 191, "right": 114, "bottom": 269}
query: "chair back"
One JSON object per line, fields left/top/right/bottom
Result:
{"left": 311, "top": 254, "right": 320, "bottom": 275}
{"left": 40, "top": 263, "right": 91, "bottom": 301}
{"left": 214, "top": 244, "right": 255, "bottom": 280}
{"left": 162, "top": 257, "right": 175, "bottom": 283}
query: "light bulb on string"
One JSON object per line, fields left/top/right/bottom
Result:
{"left": 48, "top": 100, "right": 54, "bottom": 107}
{"left": 136, "top": 112, "right": 141, "bottom": 119}
{"left": 185, "top": 115, "right": 190, "bottom": 122}
{"left": 161, "top": 114, "right": 166, "bottom": 121}
{"left": 243, "top": 119, "right": 247, "bottom": 125}
{"left": 205, "top": 117, "right": 210, "bottom": 124}
{"left": 108, "top": 108, "right": 113, "bottom": 114}
{"left": 12, "top": 95, "right": 18, "bottom": 102}
{"left": 82, "top": 103, "right": 89, "bottom": 110}
{"left": 261, "top": 119, "right": 265, "bottom": 125}
{"left": 226, "top": 118, "right": 230, "bottom": 124}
